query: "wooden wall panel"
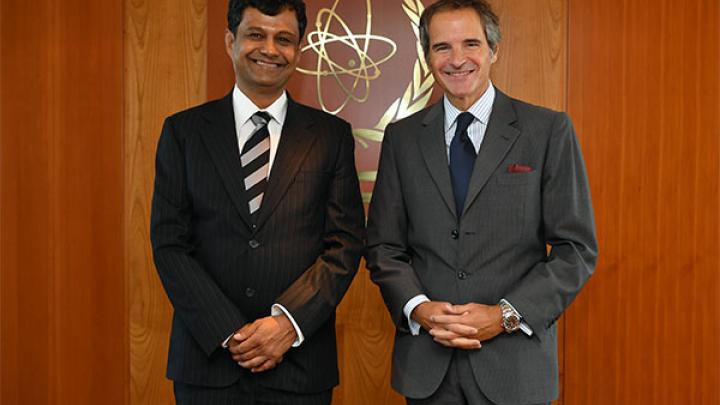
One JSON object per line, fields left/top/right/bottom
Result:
{"left": 1, "top": 4, "right": 53, "bottom": 402}
{"left": 203, "top": 1, "right": 567, "bottom": 404}
{"left": 491, "top": 0, "right": 567, "bottom": 110}
{"left": 1, "top": 1, "right": 126, "bottom": 404}
{"left": 565, "top": 0, "right": 720, "bottom": 403}
{"left": 125, "top": 0, "right": 207, "bottom": 404}
{"left": 208, "top": 0, "right": 235, "bottom": 101}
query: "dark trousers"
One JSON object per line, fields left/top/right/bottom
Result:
{"left": 406, "top": 351, "right": 550, "bottom": 405}
{"left": 174, "top": 380, "right": 332, "bottom": 405}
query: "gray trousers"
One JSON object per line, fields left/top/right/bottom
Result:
{"left": 406, "top": 351, "right": 550, "bottom": 405}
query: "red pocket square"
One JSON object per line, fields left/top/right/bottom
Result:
{"left": 507, "top": 164, "right": 533, "bottom": 173}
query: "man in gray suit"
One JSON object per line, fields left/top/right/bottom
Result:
{"left": 366, "top": 0, "right": 597, "bottom": 404}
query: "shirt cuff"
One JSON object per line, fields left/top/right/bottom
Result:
{"left": 221, "top": 334, "right": 233, "bottom": 348}
{"left": 403, "top": 294, "right": 430, "bottom": 336}
{"left": 271, "top": 303, "right": 304, "bottom": 347}
{"left": 500, "top": 298, "right": 534, "bottom": 336}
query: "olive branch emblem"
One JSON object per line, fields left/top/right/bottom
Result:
{"left": 356, "top": 0, "right": 434, "bottom": 201}
{"left": 354, "top": 0, "right": 433, "bottom": 148}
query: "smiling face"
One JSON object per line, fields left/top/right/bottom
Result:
{"left": 225, "top": 6, "right": 301, "bottom": 108}
{"left": 426, "top": 8, "right": 498, "bottom": 111}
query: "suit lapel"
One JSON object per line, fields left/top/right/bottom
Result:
{"left": 255, "top": 98, "right": 317, "bottom": 229}
{"left": 462, "top": 90, "right": 520, "bottom": 217}
{"left": 417, "top": 102, "right": 457, "bottom": 218}
{"left": 198, "top": 91, "right": 253, "bottom": 228}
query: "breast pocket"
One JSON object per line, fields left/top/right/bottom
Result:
{"left": 496, "top": 172, "right": 532, "bottom": 185}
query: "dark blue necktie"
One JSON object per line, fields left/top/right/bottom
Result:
{"left": 449, "top": 112, "right": 476, "bottom": 218}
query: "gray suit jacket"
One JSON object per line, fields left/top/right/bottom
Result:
{"left": 366, "top": 89, "right": 597, "bottom": 404}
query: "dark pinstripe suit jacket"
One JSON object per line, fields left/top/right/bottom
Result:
{"left": 150, "top": 91, "right": 365, "bottom": 393}
{"left": 366, "top": 89, "right": 597, "bottom": 404}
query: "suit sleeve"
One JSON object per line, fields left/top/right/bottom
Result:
{"left": 275, "top": 121, "right": 365, "bottom": 339}
{"left": 150, "top": 117, "right": 247, "bottom": 356}
{"left": 365, "top": 125, "right": 426, "bottom": 332}
{"left": 504, "top": 112, "right": 598, "bottom": 339}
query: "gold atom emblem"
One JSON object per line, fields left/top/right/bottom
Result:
{"left": 297, "top": 0, "right": 397, "bottom": 114}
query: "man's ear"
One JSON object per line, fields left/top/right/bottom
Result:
{"left": 490, "top": 45, "right": 499, "bottom": 64}
{"left": 225, "top": 29, "right": 235, "bottom": 58}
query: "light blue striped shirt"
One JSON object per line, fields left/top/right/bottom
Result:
{"left": 443, "top": 83, "right": 496, "bottom": 159}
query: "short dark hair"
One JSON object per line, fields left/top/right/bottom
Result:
{"left": 227, "top": 0, "right": 308, "bottom": 39}
{"left": 419, "top": 0, "right": 501, "bottom": 57}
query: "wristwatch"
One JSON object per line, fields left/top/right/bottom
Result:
{"left": 499, "top": 300, "right": 521, "bottom": 333}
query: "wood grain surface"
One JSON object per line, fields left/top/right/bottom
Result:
{"left": 490, "top": 0, "right": 567, "bottom": 111}
{"left": 6, "top": 0, "right": 715, "bottom": 403}
{"left": 125, "top": 0, "right": 207, "bottom": 404}
{"left": 1, "top": 1, "right": 126, "bottom": 404}
{"left": 565, "top": 0, "right": 720, "bottom": 403}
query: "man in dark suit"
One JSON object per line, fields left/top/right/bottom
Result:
{"left": 366, "top": 1, "right": 597, "bottom": 404}
{"left": 150, "top": 0, "right": 365, "bottom": 403}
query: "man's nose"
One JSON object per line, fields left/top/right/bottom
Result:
{"left": 261, "top": 39, "right": 279, "bottom": 56}
{"left": 449, "top": 48, "right": 466, "bottom": 67}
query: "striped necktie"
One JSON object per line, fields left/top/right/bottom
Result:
{"left": 241, "top": 111, "right": 272, "bottom": 216}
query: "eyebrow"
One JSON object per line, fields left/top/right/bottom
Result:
{"left": 245, "top": 24, "right": 297, "bottom": 34}
{"left": 276, "top": 30, "right": 298, "bottom": 37}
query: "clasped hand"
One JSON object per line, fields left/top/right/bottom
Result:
{"left": 227, "top": 314, "right": 297, "bottom": 373}
{"left": 412, "top": 301, "right": 504, "bottom": 349}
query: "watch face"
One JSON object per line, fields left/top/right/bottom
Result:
{"left": 503, "top": 316, "right": 520, "bottom": 331}
{"left": 503, "top": 315, "right": 520, "bottom": 332}
{"left": 501, "top": 304, "right": 521, "bottom": 332}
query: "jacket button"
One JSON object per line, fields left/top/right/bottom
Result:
{"left": 248, "top": 239, "right": 260, "bottom": 249}
{"left": 451, "top": 230, "right": 459, "bottom": 239}
{"left": 457, "top": 271, "right": 467, "bottom": 280}
{"left": 245, "top": 288, "right": 255, "bottom": 298}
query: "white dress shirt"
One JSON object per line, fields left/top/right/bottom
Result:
{"left": 223, "top": 86, "right": 305, "bottom": 348}
{"left": 403, "top": 83, "right": 533, "bottom": 337}
{"left": 232, "top": 86, "right": 287, "bottom": 175}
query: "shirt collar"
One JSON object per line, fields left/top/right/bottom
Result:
{"left": 443, "top": 82, "right": 496, "bottom": 131}
{"left": 232, "top": 85, "right": 288, "bottom": 128}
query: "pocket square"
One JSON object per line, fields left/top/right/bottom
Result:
{"left": 507, "top": 163, "right": 533, "bottom": 173}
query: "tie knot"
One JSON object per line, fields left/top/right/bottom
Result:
{"left": 455, "top": 112, "right": 475, "bottom": 134}
{"left": 251, "top": 111, "right": 272, "bottom": 127}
